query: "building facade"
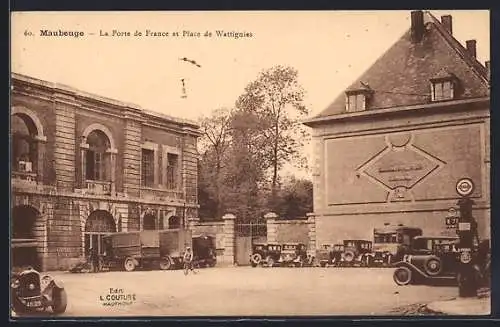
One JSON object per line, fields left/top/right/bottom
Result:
{"left": 304, "top": 11, "right": 490, "bottom": 247}
{"left": 11, "top": 73, "right": 200, "bottom": 271}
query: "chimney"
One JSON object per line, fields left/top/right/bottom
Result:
{"left": 410, "top": 10, "right": 425, "bottom": 43}
{"left": 441, "top": 15, "right": 453, "bottom": 34}
{"left": 466, "top": 39, "right": 477, "bottom": 58}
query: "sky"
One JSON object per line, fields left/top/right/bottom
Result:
{"left": 11, "top": 10, "right": 490, "bottom": 178}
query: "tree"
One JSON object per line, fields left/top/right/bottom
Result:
{"left": 236, "top": 65, "right": 309, "bottom": 209}
{"left": 274, "top": 176, "right": 313, "bottom": 219}
{"left": 198, "top": 108, "right": 233, "bottom": 218}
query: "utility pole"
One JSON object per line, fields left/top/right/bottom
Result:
{"left": 455, "top": 178, "right": 479, "bottom": 297}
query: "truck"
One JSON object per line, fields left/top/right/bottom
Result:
{"left": 101, "top": 229, "right": 192, "bottom": 272}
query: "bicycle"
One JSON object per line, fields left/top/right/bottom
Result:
{"left": 183, "top": 260, "right": 199, "bottom": 275}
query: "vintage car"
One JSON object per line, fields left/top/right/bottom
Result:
{"left": 11, "top": 266, "right": 67, "bottom": 315}
{"left": 279, "top": 243, "right": 307, "bottom": 267}
{"left": 264, "top": 244, "right": 282, "bottom": 267}
{"left": 392, "top": 236, "right": 460, "bottom": 286}
{"left": 372, "top": 224, "right": 423, "bottom": 266}
{"left": 101, "top": 229, "right": 192, "bottom": 271}
{"left": 192, "top": 234, "right": 217, "bottom": 268}
{"left": 316, "top": 244, "right": 334, "bottom": 267}
{"left": 341, "top": 240, "right": 373, "bottom": 267}
{"left": 250, "top": 243, "right": 268, "bottom": 267}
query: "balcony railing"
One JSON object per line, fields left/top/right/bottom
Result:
{"left": 83, "top": 180, "right": 112, "bottom": 195}
{"left": 12, "top": 171, "right": 38, "bottom": 190}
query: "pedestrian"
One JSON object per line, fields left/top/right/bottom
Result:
{"left": 89, "top": 246, "right": 99, "bottom": 273}
{"left": 183, "top": 247, "right": 197, "bottom": 275}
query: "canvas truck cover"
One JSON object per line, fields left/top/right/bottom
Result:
{"left": 159, "top": 229, "right": 192, "bottom": 257}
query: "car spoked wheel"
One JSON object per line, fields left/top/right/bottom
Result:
{"left": 124, "top": 258, "right": 136, "bottom": 272}
{"left": 343, "top": 251, "right": 355, "bottom": 267}
{"left": 250, "top": 253, "right": 262, "bottom": 267}
{"left": 424, "top": 257, "right": 442, "bottom": 276}
{"left": 393, "top": 266, "right": 412, "bottom": 285}
{"left": 51, "top": 288, "right": 68, "bottom": 314}
{"left": 159, "top": 256, "right": 173, "bottom": 270}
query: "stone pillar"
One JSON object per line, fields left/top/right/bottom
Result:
{"left": 307, "top": 212, "right": 317, "bottom": 256}
{"left": 222, "top": 213, "right": 236, "bottom": 265}
{"left": 264, "top": 212, "right": 278, "bottom": 244}
{"left": 107, "top": 148, "right": 118, "bottom": 194}
{"left": 35, "top": 135, "right": 47, "bottom": 184}
{"left": 79, "top": 140, "right": 89, "bottom": 188}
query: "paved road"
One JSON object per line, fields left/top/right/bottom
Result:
{"left": 15, "top": 267, "right": 458, "bottom": 317}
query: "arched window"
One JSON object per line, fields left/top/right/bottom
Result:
{"left": 85, "top": 130, "right": 110, "bottom": 181}
{"left": 84, "top": 210, "right": 116, "bottom": 256}
{"left": 11, "top": 114, "right": 38, "bottom": 175}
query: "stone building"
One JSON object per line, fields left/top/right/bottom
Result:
{"left": 11, "top": 73, "right": 200, "bottom": 271}
{"left": 303, "top": 11, "right": 490, "bottom": 246}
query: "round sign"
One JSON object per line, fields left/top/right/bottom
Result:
{"left": 456, "top": 178, "right": 474, "bottom": 197}
{"left": 460, "top": 250, "right": 472, "bottom": 264}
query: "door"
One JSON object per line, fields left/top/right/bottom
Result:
{"left": 235, "top": 236, "right": 252, "bottom": 266}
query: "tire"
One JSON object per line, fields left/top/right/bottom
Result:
{"left": 11, "top": 295, "right": 27, "bottom": 314}
{"left": 343, "top": 251, "right": 355, "bottom": 266}
{"left": 159, "top": 256, "right": 173, "bottom": 271}
{"left": 320, "top": 262, "right": 326, "bottom": 268}
{"left": 393, "top": 267, "right": 412, "bottom": 286}
{"left": 250, "top": 253, "right": 262, "bottom": 267}
{"left": 423, "top": 257, "right": 442, "bottom": 276}
{"left": 51, "top": 288, "right": 67, "bottom": 314}
{"left": 124, "top": 258, "right": 136, "bottom": 272}
{"left": 265, "top": 256, "right": 275, "bottom": 268}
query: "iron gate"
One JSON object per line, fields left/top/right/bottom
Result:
{"left": 235, "top": 220, "right": 267, "bottom": 266}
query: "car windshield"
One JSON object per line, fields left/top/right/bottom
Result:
{"left": 374, "top": 233, "right": 398, "bottom": 243}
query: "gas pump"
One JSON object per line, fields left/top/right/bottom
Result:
{"left": 455, "top": 178, "right": 480, "bottom": 297}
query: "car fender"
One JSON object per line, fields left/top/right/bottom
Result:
{"left": 52, "top": 278, "right": 65, "bottom": 289}
{"left": 393, "top": 260, "right": 428, "bottom": 279}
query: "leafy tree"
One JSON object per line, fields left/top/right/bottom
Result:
{"left": 274, "top": 176, "right": 313, "bottom": 219}
{"left": 198, "top": 108, "right": 233, "bottom": 218}
{"left": 236, "top": 65, "right": 309, "bottom": 209}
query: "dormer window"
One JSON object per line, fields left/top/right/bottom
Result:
{"left": 345, "top": 82, "right": 373, "bottom": 112}
{"left": 431, "top": 80, "right": 454, "bottom": 101}
{"left": 430, "top": 69, "right": 459, "bottom": 102}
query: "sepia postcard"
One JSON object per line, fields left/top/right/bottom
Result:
{"left": 10, "top": 10, "right": 491, "bottom": 319}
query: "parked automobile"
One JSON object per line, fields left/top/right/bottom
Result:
{"left": 192, "top": 234, "right": 217, "bottom": 268}
{"left": 101, "top": 229, "right": 192, "bottom": 271}
{"left": 329, "top": 244, "right": 345, "bottom": 267}
{"left": 316, "top": 244, "right": 334, "bottom": 267}
{"left": 264, "top": 244, "right": 282, "bottom": 267}
{"left": 250, "top": 243, "right": 268, "bottom": 267}
{"left": 341, "top": 240, "right": 372, "bottom": 267}
{"left": 11, "top": 266, "right": 67, "bottom": 315}
{"left": 392, "top": 236, "right": 460, "bottom": 286}
{"left": 372, "top": 223, "right": 423, "bottom": 266}
{"left": 279, "top": 243, "right": 307, "bottom": 267}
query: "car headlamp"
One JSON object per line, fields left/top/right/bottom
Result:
{"left": 11, "top": 278, "right": 20, "bottom": 289}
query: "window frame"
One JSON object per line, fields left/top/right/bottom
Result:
{"left": 430, "top": 78, "right": 456, "bottom": 102}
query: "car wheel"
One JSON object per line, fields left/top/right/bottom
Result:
{"left": 11, "top": 295, "right": 27, "bottom": 314}
{"left": 51, "top": 288, "right": 68, "bottom": 314}
{"left": 250, "top": 253, "right": 262, "bottom": 267}
{"left": 266, "top": 256, "right": 275, "bottom": 268}
{"left": 424, "top": 257, "right": 442, "bottom": 276}
{"left": 124, "top": 258, "right": 136, "bottom": 272}
{"left": 159, "top": 256, "right": 173, "bottom": 270}
{"left": 393, "top": 267, "right": 412, "bottom": 286}
{"left": 343, "top": 251, "right": 355, "bottom": 265}
{"left": 320, "top": 262, "right": 326, "bottom": 268}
